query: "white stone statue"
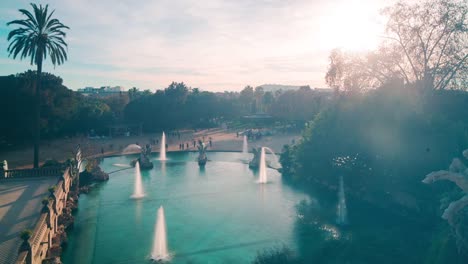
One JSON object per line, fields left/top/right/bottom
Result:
{"left": 197, "top": 140, "right": 208, "bottom": 167}
{"left": 422, "top": 149, "right": 468, "bottom": 225}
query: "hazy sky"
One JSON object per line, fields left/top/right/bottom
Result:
{"left": 0, "top": 0, "right": 393, "bottom": 91}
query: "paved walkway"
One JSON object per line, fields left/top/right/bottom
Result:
{"left": 0, "top": 177, "right": 58, "bottom": 264}
{"left": 0, "top": 128, "right": 301, "bottom": 168}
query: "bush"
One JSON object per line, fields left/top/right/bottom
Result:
{"left": 42, "top": 197, "right": 50, "bottom": 206}
{"left": 19, "top": 229, "right": 32, "bottom": 241}
{"left": 48, "top": 185, "right": 57, "bottom": 194}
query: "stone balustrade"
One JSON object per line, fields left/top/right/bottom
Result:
{"left": 1, "top": 166, "right": 65, "bottom": 179}
{"left": 15, "top": 167, "right": 74, "bottom": 264}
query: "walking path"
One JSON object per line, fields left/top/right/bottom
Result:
{"left": 0, "top": 129, "right": 300, "bottom": 168}
{"left": 0, "top": 177, "right": 58, "bottom": 264}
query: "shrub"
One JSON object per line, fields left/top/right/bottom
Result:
{"left": 48, "top": 185, "right": 57, "bottom": 194}
{"left": 19, "top": 229, "right": 32, "bottom": 241}
{"left": 42, "top": 197, "right": 50, "bottom": 206}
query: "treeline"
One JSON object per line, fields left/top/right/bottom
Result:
{"left": 0, "top": 73, "right": 329, "bottom": 144}
{"left": 124, "top": 82, "right": 241, "bottom": 130}
{"left": 0, "top": 71, "right": 115, "bottom": 142}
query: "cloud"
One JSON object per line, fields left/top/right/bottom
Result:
{"left": 0, "top": 0, "right": 391, "bottom": 91}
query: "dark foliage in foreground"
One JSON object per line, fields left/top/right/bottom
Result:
{"left": 280, "top": 82, "right": 468, "bottom": 263}
{"left": 252, "top": 246, "right": 299, "bottom": 264}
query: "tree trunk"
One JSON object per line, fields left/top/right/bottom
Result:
{"left": 34, "top": 59, "right": 42, "bottom": 168}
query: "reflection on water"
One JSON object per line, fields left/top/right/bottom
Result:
{"left": 135, "top": 199, "right": 142, "bottom": 224}
{"left": 319, "top": 224, "right": 340, "bottom": 240}
{"left": 63, "top": 152, "right": 308, "bottom": 264}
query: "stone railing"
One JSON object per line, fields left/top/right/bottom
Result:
{"left": 1, "top": 166, "right": 65, "bottom": 180}
{"left": 16, "top": 167, "right": 74, "bottom": 264}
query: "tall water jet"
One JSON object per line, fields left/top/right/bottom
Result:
{"left": 263, "top": 147, "right": 280, "bottom": 168}
{"left": 336, "top": 175, "right": 348, "bottom": 225}
{"left": 151, "top": 206, "right": 169, "bottom": 261}
{"left": 131, "top": 162, "right": 144, "bottom": 199}
{"left": 122, "top": 144, "right": 142, "bottom": 154}
{"left": 242, "top": 135, "right": 248, "bottom": 154}
{"left": 160, "top": 132, "right": 167, "bottom": 161}
{"left": 258, "top": 147, "right": 267, "bottom": 183}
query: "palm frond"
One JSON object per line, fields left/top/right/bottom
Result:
{"left": 6, "top": 3, "right": 69, "bottom": 66}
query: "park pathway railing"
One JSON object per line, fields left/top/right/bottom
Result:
{"left": 1, "top": 166, "right": 65, "bottom": 180}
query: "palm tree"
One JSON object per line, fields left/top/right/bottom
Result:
{"left": 7, "top": 4, "right": 69, "bottom": 168}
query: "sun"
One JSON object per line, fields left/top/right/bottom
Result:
{"left": 317, "top": 0, "right": 385, "bottom": 52}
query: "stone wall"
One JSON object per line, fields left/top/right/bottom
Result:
{"left": 15, "top": 167, "right": 75, "bottom": 264}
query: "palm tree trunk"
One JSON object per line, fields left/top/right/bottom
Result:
{"left": 34, "top": 59, "right": 42, "bottom": 168}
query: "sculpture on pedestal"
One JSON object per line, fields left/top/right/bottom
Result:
{"left": 423, "top": 149, "right": 468, "bottom": 250}
{"left": 131, "top": 144, "right": 154, "bottom": 170}
{"left": 249, "top": 147, "right": 261, "bottom": 169}
{"left": 197, "top": 140, "right": 208, "bottom": 167}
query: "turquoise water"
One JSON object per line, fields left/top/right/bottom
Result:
{"left": 62, "top": 152, "right": 309, "bottom": 264}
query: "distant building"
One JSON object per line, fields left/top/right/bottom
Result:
{"left": 77, "top": 86, "right": 125, "bottom": 98}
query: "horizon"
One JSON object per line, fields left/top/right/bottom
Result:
{"left": 0, "top": 0, "right": 391, "bottom": 92}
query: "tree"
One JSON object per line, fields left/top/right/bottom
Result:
{"left": 165, "top": 82, "right": 189, "bottom": 104}
{"left": 254, "top": 86, "right": 265, "bottom": 112}
{"left": 239, "top": 85, "right": 254, "bottom": 113}
{"left": 7, "top": 3, "right": 69, "bottom": 168}
{"left": 262, "top": 91, "right": 274, "bottom": 113}
{"left": 325, "top": 49, "right": 381, "bottom": 92}
{"left": 128, "top": 87, "right": 139, "bottom": 101}
{"left": 383, "top": 0, "right": 467, "bottom": 90}
{"left": 325, "top": 0, "right": 467, "bottom": 92}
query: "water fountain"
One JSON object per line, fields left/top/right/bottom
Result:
{"left": 151, "top": 206, "right": 169, "bottom": 261}
{"left": 336, "top": 175, "right": 348, "bottom": 225}
{"left": 250, "top": 146, "right": 279, "bottom": 169}
{"left": 258, "top": 147, "right": 267, "bottom": 183}
{"left": 130, "top": 162, "right": 145, "bottom": 199}
{"left": 122, "top": 144, "right": 142, "bottom": 154}
{"left": 131, "top": 144, "right": 154, "bottom": 169}
{"left": 242, "top": 135, "right": 248, "bottom": 154}
{"left": 112, "top": 163, "right": 131, "bottom": 168}
{"left": 263, "top": 147, "right": 280, "bottom": 168}
{"left": 160, "top": 132, "right": 167, "bottom": 161}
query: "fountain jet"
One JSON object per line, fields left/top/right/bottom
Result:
{"left": 122, "top": 144, "right": 142, "bottom": 154}
{"left": 151, "top": 206, "right": 170, "bottom": 261}
{"left": 160, "top": 132, "right": 167, "bottom": 161}
{"left": 263, "top": 147, "right": 280, "bottom": 168}
{"left": 258, "top": 147, "right": 267, "bottom": 183}
{"left": 130, "top": 162, "right": 144, "bottom": 199}
{"left": 336, "top": 175, "right": 348, "bottom": 225}
{"left": 242, "top": 135, "right": 248, "bottom": 154}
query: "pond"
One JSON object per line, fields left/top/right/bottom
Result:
{"left": 62, "top": 152, "right": 310, "bottom": 264}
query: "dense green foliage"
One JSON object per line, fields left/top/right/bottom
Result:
{"left": 0, "top": 75, "right": 327, "bottom": 147}
{"left": 0, "top": 72, "right": 114, "bottom": 143}
{"left": 124, "top": 82, "right": 241, "bottom": 130}
{"left": 280, "top": 83, "right": 468, "bottom": 263}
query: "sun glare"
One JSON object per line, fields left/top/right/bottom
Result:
{"left": 317, "top": 1, "right": 384, "bottom": 52}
